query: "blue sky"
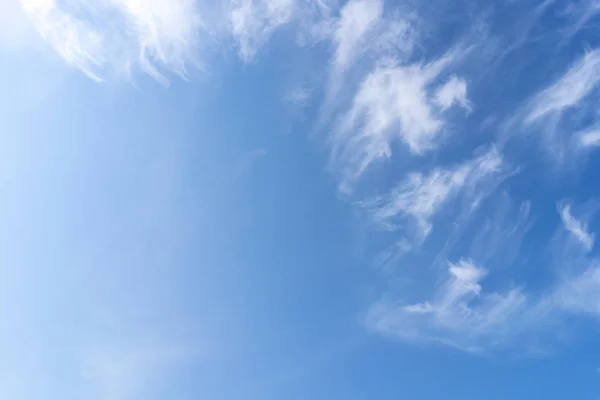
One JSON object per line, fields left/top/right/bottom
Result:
{"left": 3, "top": 0, "right": 600, "bottom": 398}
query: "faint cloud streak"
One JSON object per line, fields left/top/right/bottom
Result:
{"left": 20, "top": 0, "right": 205, "bottom": 83}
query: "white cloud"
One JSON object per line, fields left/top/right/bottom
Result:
{"left": 526, "top": 49, "right": 600, "bottom": 124}
{"left": 318, "top": 1, "right": 417, "bottom": 152}
{"left": 367, "top": 204, "right": 600, "bottom": 352}
{"left": 508, "top": 49, "right": 600, "bottom": 162}
{"left": 558, "top": 203, "right": 595, "bottom": 252}
{"left": 21, "top": 0, "right": 106, "bottom": 81}
{"left": 332, "top": 53, "right": 469, "bottom": 191}
{"left": 364, "top": 147, "right": 504, "bottom": 243}
{"left": 564, "top": 0, "right": 600, "bottom": 39}
{"left": 554, "top": 266, "right": 600, "bottom": 315}
{"left": 368, "top": 259, "right": 530, "bottom": 351}
{"left": 20, "top": 0, "right": 204, "bottom": 83}
{"left": 368, "top": 256, "right": 600, "bottom": 352}
{"left": 229, "top": 0, "right": 295, "bottom": 62}
{"left": 330, "top": 0, "right": 415, "bottom": 72}
{"left": 333, "top": 0, "right": 382, "bottom": 69}
{"left": 434, "top": 75, "right": 471, "bottom": 111}
{"left": 578, "top": 128, "right": 600, "bottom": 147}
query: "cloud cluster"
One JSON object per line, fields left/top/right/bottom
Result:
{"left": 368, "top": 202, "right": 600, "bottom": 352}
{"left": 368, "top": 259, "right": 531, "bottom": 352}
{"left": 11, "top": 0, "right": 600, "bottom": 359}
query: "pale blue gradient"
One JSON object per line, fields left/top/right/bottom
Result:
{"left": 3, "top": 1, "right": 600, "bottom": 399}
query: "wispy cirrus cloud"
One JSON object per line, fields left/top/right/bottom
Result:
{"left": 332, "top": 0, "right": 383, "bottom": 70}
{"left": 462, "top": 195, "right": 533, "bottom": 268}
{"left": 21, "top": 0, "right": 105, "bottom": 81}
{"left": 368, "top": 259, "right": 532, "bottom": 352}
{"left": 363, "top": 147, "right": 504, "bottom": 246}
{"left": 229, "top": 0, "right": 295, "bottom": 61}
{"left": 331, "top": 52, "right": 470, "bottom": 192}
{"left": 554, "top": 266, "right": 600, "bottom": 315}
{"left": 434, "top": 75, "right": 471, "bottom": 111}
{"left": 563, "top": 0, "right": 600, "bottom": 39}
{"left": 227, "top": 0, "right": 339, "bottom": 61}
{"left": 577, "top": 128, "right": 600, "bottom": 148}
{"left": 317, "top": 0, "right": 417, "bottom": 155}
{"left": 330, "top": 0, "right": 415, "bottom": 73}
{"left": 526, "top": 49, "right": 600, "bottom": 125}
{"left": 368, "top": 202, "right": 600, "bottom": 353}
{"left": 558, "top": 202, "right": 595, "bottom": 252}
{"left": 518, "top": 49, "right": 600, "bottom": 161}
{"left": 20, "top": 0, "right": 204, "bottom": 83}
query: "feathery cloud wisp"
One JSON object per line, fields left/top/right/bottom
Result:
{"left": 558, "top": 203, "right": 595, "bottom": 252}
{"left": 434, "top": 75, "right": 471, "bottom": 111}
{"left": 554, "top": 266, "right": 600, "bottom": 315}
{"left": 578, "top": 128, "right": 600, "bottom": 148}
{"left": 526, "top": 49, "right": 600, "bottom": 124}
{"left": 332, "top": 53, "right": 469, "bottom": 191}
{"left": 368, "top": 201, "right": 600, "bottom": 353}
{"left": 364, "top": 147, "right": 504, "bottom": 244}
{"left": 333, "top": 0, "right": 383, "bottom": 70}
{"left": 368, "top": 259, "right": 530, "bottom": 352}
{"left": 20, "top": 0, "right": 204, "bottom": 83}
{"left": 229, "top": 0, "right": 295, "bottom": 62}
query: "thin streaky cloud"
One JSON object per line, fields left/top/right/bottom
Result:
{"left": 367, "top": 259, "right": 531, "bottom": 352}
{"left": 364, "top": 147, "right": 504, "bottom": 246}
{"left": 365, "top": 199, "right": 600, "bottom": 353}
{"left": 368, "top": 249, "right": 600, "bottom": 352}
{"left": 317, "top": 0, "right": 384, "bottom": 120}
{"left": 316, "top": 1, "right": 416, "bottom": 144}
{"left": 562, "top": 0, "right": 600, "bottom": 40}
{"left": 505, "top": 49, "right": 600, "bottom": 163}
{"left": 554, "top": 266, "right": 600, "bottom": 315}
{"left": 20, "top": 0, "right": 204, "bottom": 83}
{"left": 229, "top": 0, "right": 295, "bottom": 62}
{"left": 578, "top": 128, "right": 600, "bottom": 147}
{"left": 558, "top": 203, "right": 595, "bottom": 252}
{"left": 333, "top": 0, "right": 383, "bottom": 70}
{"left": 21, "top": 0, "right": 106, "bottom": 82}
{"left": 330, "top": 0, "right": 415, "bottom": 73}
{"left": 526, "top": 49, "right": 600, "bottom": 124}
